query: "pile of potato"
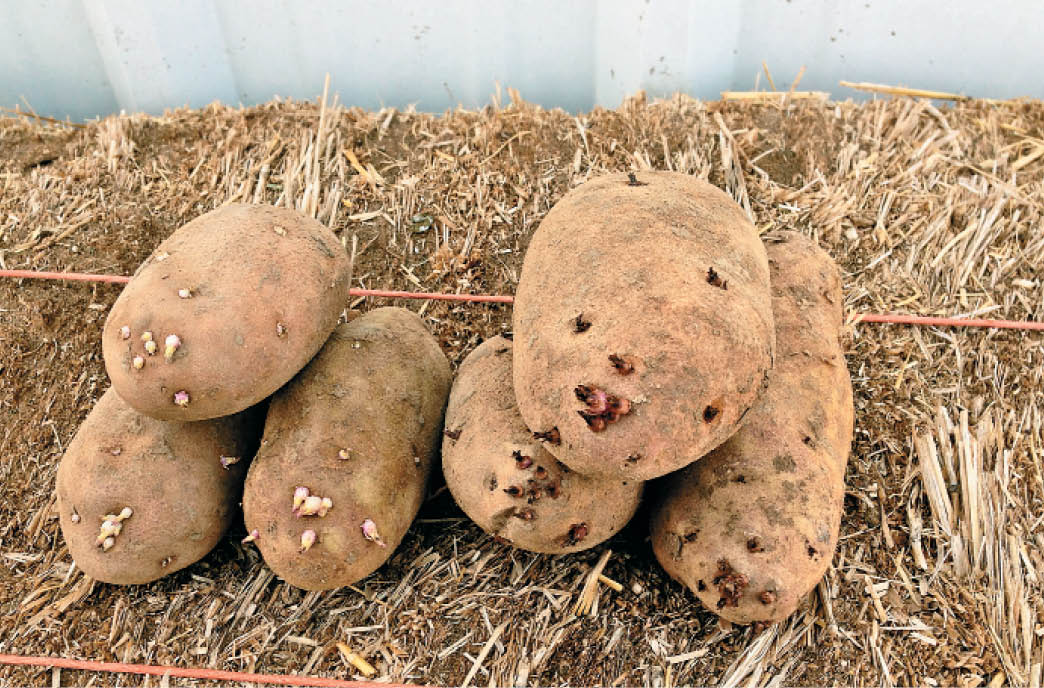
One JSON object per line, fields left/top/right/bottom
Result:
{"left": 445, "top": 172, "right": 853, "bottom": 624}
{"left": 58, "top": 204, "right": 451, "bottom": 590}
{"left": 58, "top": 172, "right": 852, "bottom": 626}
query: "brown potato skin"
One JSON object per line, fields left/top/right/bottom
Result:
{"left": 103, "top": 204, "right": 352, "bottom": 421}
{"left": 242, "top": 307, "right": 451, "bottom": 591}
{"left": 513, "top": 172, "right": 774, "bottom": 481}
{"left": 443, "top": 337, "right": 642, "bottom": 553}
{"left": 650, "top": 232, "right": 854, "bottom": 624}
{"left": 56, "top": 388, "right": 261, "bottom": 585}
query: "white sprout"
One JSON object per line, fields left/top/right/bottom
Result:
{"left": 164, "top": 334, "right": 181, "bottom": 361}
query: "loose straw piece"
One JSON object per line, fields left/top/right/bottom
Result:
{"left": 839, "top": 81, "right": 969, "bottom": 101}
{"left": 574, "top": 549, "right": 614, "bottom": 616}
{"left": 336, "top": 644, "right": 376, "bottom": 678}
{"left": 461, "top": 622, "right": 506, "bottom": 688}
{"left": 0, "top": 654, "right": 412, "bottom": 688}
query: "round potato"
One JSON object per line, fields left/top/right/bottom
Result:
{"left": 103, "top": 203, "right": 352, "bottom": 421}
{"left": 443, "top": 337, "right": 642, "bottom": 553}
{"left": 56, "top": 388, "right": 262, "bottom": 585}
{"left": 243, "top": 307, "right": 451, "bottom": 591}
{"left": 512, "top": 172, "right": 775, "bottom": 481}
{"left": 650, "top": 232, "right": 853, "bottom": 624}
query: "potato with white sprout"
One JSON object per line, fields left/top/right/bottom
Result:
{"left": 56, "top": 388, "right": 263, "bottom": 584}
{"left": 243, "top": 307, "right": 451, "bottom": 590}
{"left": 103, "top": 203, "right": 352, "bottom": 421}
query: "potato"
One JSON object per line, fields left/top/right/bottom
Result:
{"left": 242, "top": 307, "right": 451, "bottom": 590}
{"left": 443, "top": 337, "right": 642, "bottom": 553}
{"left": 56, "top": 388, "right": 262, "bottom": 585}
{"left": 513, "top": 172, "right": 775, "bottom": 481}
{"left": 103, "top": 203, "right": 352, "bottom": 421}
{"left": 650, "top": 232, "right": 853, "bottom": 624}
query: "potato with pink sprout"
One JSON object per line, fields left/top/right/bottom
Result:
{"left": 242, "top": 307, "right": 451, "bottom": 590}
{"left": 102, "top": 203, "right": 352, "bottom": 422}
{"left": 512, "top": 172, "right": 775, "bottom": 481}
{"left": 442, "top": 337, "right": 642, "bottom": 553}
{"left": 650, "top": 232, "right": 853, "bottom": 624}
{"left": 56, "top": 388, "right": 262, "bottom": 585}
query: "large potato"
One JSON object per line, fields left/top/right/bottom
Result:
{"left": 242, "top": 307, "right": 451, "bottom": 591}
{"left": 443, "top": 337, "right": 642, "bottom": 553}
{"left": 513, "top": 172, "right": 775, "bottom": 481}
{"left": 56, "top": 388, "right": 262, "bottom": 585}
{"left": 103, "top": 203, "right": 352, "bottom": 421}
{"left": 650, "top": 232, "right": 853, "bottom": 624}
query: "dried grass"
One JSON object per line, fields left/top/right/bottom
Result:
{"left": 1, "top": 87, "right": 1043, "bottom": 686}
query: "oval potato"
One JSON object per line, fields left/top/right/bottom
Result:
{"left": 103, "top": 203, "right": 352, "bottom": 421}
{"left": 56, "top": 388, "right": 262, "bottom": 585}
{"left": 513, "top": 172, "right": 775, "bottom": 481}
{"left": 243, "top": 307, "right": 451, "bottom": 591}
{"left": 443, "top": 337, "right": 642, "bottom": 553}
{"left": 650, "top": 232, "right": 853, "bottom": 623}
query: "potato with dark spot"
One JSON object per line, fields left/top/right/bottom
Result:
{"left": 443, "top": 337, "right": 642, "bottom": 553}
{"left": 103, "top": 203, "right": 352, "bottom": 421}
{"left": 513, "top": 172, "right": 775, "bottom": 480}
{"left": 243, "top": 307, "right": 451, "bottom": 590}
{"left": 56, "top": 388, "right": 262, "bottom": 585}
{"left": 650, "top": 232, "right": 853, "bottom": 624}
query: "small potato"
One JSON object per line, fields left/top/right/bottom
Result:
{"left": 56, "top": 388, "right": 262, "bottom": 585}
{"left": 650, "top": 232, "right": 853, "bottom": 624}
{"left": 443, "top": 337, "right": 642, "bottom": 553}
{"left": 243, "top": 307, "right": 451, "bottom": 590}
{"left": 103, "top": 203, "right": 352, "bottom": 421}
{"left": 513, "top": 172, "right": 775, "bottom": 481}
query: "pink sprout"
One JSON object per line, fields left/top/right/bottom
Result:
{"left": 361, "top": 519, "right": 387, "bottom": 548}
{"left": 173, "top": 391, "right": 190, "bottom": 407}
{"left": 300, "top": 529, "right": 317, "bottom": 552}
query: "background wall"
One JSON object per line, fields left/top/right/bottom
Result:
{"left": 2, "top": 0, "right": 1041, "bottom": 122}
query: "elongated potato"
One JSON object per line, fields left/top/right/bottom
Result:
{"left": 56, "top": 388, "right": 262, "bottom": 585}
{"left": 513, "top": 172, "right": 774, "bottom": 481}
{"left": 443, "top": 337, "right": 642, "bottom": 553}
{"left": 103, "top": 203, "right": 352, "bottom": 421}
{"left": 242, "top": 307, "right": 451, "bottom": 590}
{"left": 650, "top": 232, "right": 853, "bottom": 624}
